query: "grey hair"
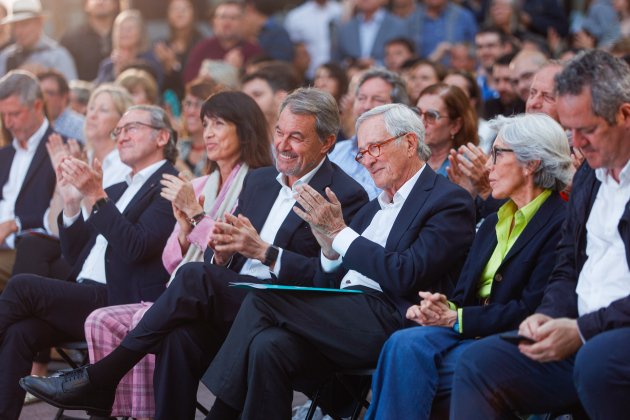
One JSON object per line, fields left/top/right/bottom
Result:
{"left": 555, "top": 50, "right": 630, "bottom": 125}
{"left": 489, "top": 113, "right": 573, "bottom": 191}
{"left": 128, "top": 104, "right": 178, "bottom": 163}
{"left": 279, "top": 87, "right": 340, "bottom": 143}
{"left": 356, "top": 103, "right": 431, "bottom": 161}
{"left": 0, "top": 70, "right": 44, "bottom": 106}
{"left": 355, "top": 68, "right": 410, "bottom": 105}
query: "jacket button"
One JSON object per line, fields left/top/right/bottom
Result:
{"left": 494, "top": 273, "right": 503, "bottom": 282}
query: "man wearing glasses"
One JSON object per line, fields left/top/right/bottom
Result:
{"left": 0, "top": 104, "right": 178, "bottom": 420}
{"left": 199, "top": 103, "right": 476, "bottom": 419}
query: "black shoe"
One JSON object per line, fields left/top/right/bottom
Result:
{"left": 19, "top": 365, "right": 114, "bottom": 417}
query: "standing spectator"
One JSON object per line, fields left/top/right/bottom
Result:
{"left": 38, "top": 70, "right": 85, "bottom": 143}
{"left": 242, "top": 0, "right": 294, "bottom": 63}
{"left": 153, "top": 0, "right": 204, "bottom": 101}
{"left": 0, "top": 0, "right": 77, "bottom": 81}
{"left": 183, "top": 1, "right": 262, "bottom": 83}
{"left": 60, "top": 0, "right": 119, "bottom": 81}
{"left": 333, "top": 0, "right": 408, "bottom": 67}
{"left": 406, "top": 0, "right": 477, "bottom": 59}
{"left": 284, "top": 0, "right": 342, "bottom": 81}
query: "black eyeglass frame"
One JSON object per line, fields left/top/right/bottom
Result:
{"left": 491, "top": 146, "right": 515, "bottom": 164}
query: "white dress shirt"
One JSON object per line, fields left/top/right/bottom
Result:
{"left": 239, "top": 158, "right": 326, "bottom": 280}
{"left": 577, "top": 161, "right": 630, "bottom": 315}
{"left": 321, "top": 165, "right": 425, "bottom": 291}
{"left": 63, "top": 160, "right": 166, "bottom": 284}
{"left": 0, "top": 120, "right": 49, "bottom": 248}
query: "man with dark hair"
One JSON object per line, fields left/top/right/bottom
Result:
{"left": 451, "top": 50, "right": 630, "bottom": 419}
{"left": 0, "top": 104, "right": 178, "bottom": 420}
{"left": 241, "top": 62, "right": 301, "bottom": 133}
{"left": 475, "top": 26, "right": 511, "bottom": 101}
{"left": 384, "top": 37, "right": 416, "bottom": 73}
{"left": 21, "top": 88, "right": 369, "bottom": 420}
{"left": 38, "top": 70, "right": 85, "bottom": 143}
{"left": 0, "top": 70, "right": 57, "bottom": 288}
{"left": 483, "top": 53, "right": 525, "bottom": 119}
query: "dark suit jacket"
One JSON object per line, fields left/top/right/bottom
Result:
{"left": 0, "top": 125, "right": 58, "bottom": 231}
{"left": 333, "top": 9, "right": 408, "bottom": 64}
{"left": 59, "top": 161, "right": 177, "bottom": 306}
{"left": 205, "top": 158, "right": 369, "bottom": 283}
{"left": 314, "top": 166, "right": 476, "bottom": 319}
{"left": 451, "top": 192, "right": 567, "bottom": 338}
{"left": 538, "top": 164, "right": 630, "bottom": 340}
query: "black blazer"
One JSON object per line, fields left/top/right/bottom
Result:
{"left": 538, "top": 164, "right": 630, "bottom": 340}
{"left": 59, "top": 161, "right": 178, "bottom": 306}
{"left": 204, "top": 158, "right": 369, "bottom": 283}
{"left": 450, "top": 192, "right": 567, "bottom": 338}
{"left": 0, "top": 126, "right": 58, "bottom": 230}
{"left": 314, "top": 166, "right": 476, "bottom": 319}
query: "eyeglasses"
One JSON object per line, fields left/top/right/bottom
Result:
{"left": 491, "top": 146, "right": 514, "bottom": 164}
{"left": 414, "top": 108, "right": 449, "bottom": 125}
{"left": 355, "top": 133, "right": 407, "bottom": 162}
{"left": 110, "top": 121, "right": 163, "bottom": 140}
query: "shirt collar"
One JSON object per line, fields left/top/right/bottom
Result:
{"left": 595, "top": 159, "right": 630, "bottom": 185}
{"left": 377, "top": 163, "right": 426, "bottom": 208}
{"left": 497, "top": 189, "right": 552, "bottom": 225}
{"left": 125, "top": 159, "right": 166, "bottom": 186}
{"left": 276, "top": 157, "right": 327, "bottom": 191}
{"left": 12, "top": 119, "right": 49, "bottom": 152}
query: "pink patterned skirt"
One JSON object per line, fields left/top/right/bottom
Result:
{"left": 85, "top": 302, "right": 155, "bottom": 418}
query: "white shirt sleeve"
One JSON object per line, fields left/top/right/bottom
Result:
{"left": 332, "top": 226, "right": 360, "bottom": 257}
{"left": 62, "top": 210, "right": 82, "bottom": 227}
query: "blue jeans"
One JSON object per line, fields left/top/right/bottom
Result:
{"left": 365, "top": 326, "right": 473, "bottom": 420}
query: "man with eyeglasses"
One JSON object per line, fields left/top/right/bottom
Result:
{"left": 0, "top": 104, "right": 178, "bottom": 420}
{"left": 198, "top": 103, "right": 475, "bottom": 419}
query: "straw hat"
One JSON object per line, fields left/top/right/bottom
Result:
{"left": 0, "top": 0, "right": 45, "bottom": 25}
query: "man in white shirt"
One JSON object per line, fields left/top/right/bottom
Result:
{"left": 0, "top": 70, "right": 57, "bottom": 288}
{"left": 450, "top": 50, "right": 630, "bottom": 419}
{"left": 0, "top": 105, "right": 177, "bottom": 420}
{"left": 201, "top": 103, "right": 476, "bottom": 419}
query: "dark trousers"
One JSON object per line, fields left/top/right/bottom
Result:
{"left": 120, "top": 262, "right": 254, "bottom": 420}
{"left": 0, "top": 274, "right": 108, "bottom": 420}
{"left": 451, "top": 332, "right": 592, "bottom": 420}
{"left": 205, "top": 290, "right": 403, "bottom": 420}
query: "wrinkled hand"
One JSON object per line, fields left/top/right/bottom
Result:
{"left": 293, "top": 185, "right": 346, "bottom": 241}
{"left": 160, "top": 173, "right": 203, "bottom": 219}
{"left": 518, "top": 316, "right": 582, "bottom": 362}
{"left": 447, "top": 149, "right": 476, "bottom": 197}
{"left": 454, "top": 143, "right": 491, "bottom": 199}
{"left": 571, "top": 148, "right": 585, "bottom": 171}
{"left": 58, "top": 157, "right": 106, "bottom": 208}
{"left": 0, "top": 219, "right": 18, "bottom": 245}
{"left": 211, "top": 213, "right": 269, "bottom": 262}
{"left": 415, "top": 291, "right": 457, "bottom": 327}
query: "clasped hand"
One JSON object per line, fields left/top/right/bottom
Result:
{"left": 517, "top": 314, "right": 582, "bottom": 362}
{"left": 406, "top": 291, "right": 457, "bottom": 327}
{"left": 292, "top": 185, "right": 346, "bottom": 259}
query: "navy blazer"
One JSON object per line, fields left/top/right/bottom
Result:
{"left": 315, "top": 166, "right": 476, "bottom": 319}
{"left": 450, "top": 192, "right": 567, "bottom": 338}
{"left": 333, "top": 10, "right": 409, "bottom": 64}
{"left": 205, "top": 158, "right": 369, "bottom": 283}
{"left": 59, "top": 161, "right": 177, "bottom": 306}
{"left": 0, "top": 126, "right": 58, "bottom": 230}
{"left": 538, "top": 164, "right": 630, "bottom": 340}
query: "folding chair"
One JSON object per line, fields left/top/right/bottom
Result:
{"left": 305, "top": 367, "right": 374, "bottom": 420}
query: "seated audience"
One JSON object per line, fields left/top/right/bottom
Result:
{"left": 365, "top": 112, "right": 572, "bottom": 419}
{"left": 449, "top": 50, "right": 630, "bottom": 420}
{"left": 0, "top": 104, "right": 179, "bottom": 420}
{"left": 84, "top": 91, "right": 273, "bottom": 420}
{"left": 21, "top": 88, "right": 369, "bottom": 420}
{"left": 384, "top": 37, "right": 416, "bottom": 73}
{"left": 116, "top": 68, "right": 160, "bottom": 106}
{"left": 313, "top": 61, "right": 349, "bottom": 109}
{"left": 38, "top": 70, "right": 85, "bottom": 143}
{"left": 402, "top": 58, "right": 446, "bottom": 103}
{"left": 416, "top": 83, "right": 478, "bottom": 176}
{"left": 68, "top": 80, "right": 94, "bottom": 116}
{"left": 483, "top": 53, "right": 525, "bottom": 119}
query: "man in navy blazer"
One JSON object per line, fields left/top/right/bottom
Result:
{"left": 451, "top": 50, "right": 630, "bottom": 419}
{"left": 20, "top": 88, "right": 369, "bottom": 420}
{"left": 0, "top": 105, "right": 177, "bottom": 420}
{"left": 0, "top": 70, "right": 59, "bottom": 288}
{"left": 201, "top": 103, "right": 475, "bottom": 419}
{"left": 333, "top": 0, "right": 408, "bottom": 66}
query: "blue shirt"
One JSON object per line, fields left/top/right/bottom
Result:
{"left": 54, "top": 108, "right": 85, "bottom": 144}
{"left": 329, "top": 136, "right": 381, "bottom": 200}
{"left": 407, "top": 3, "right": 477, "bottom": 58}
{"left": 259, "top": 18, "right": 294, "bottom": 62}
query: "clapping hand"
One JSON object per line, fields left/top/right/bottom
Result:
{"left": 160, "top": 173, "right": 203, "bottom": 219}
{"left": 210, "top": 213, "right": 269, "bottom": 264}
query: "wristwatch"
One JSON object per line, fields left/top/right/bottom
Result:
{"left": 188, "top": 212, "right": 206, "bottom": 227}
{"left": 92, "top": 197, "right": 110, "bottom": 214}
{"left": 262, "top": 245, "right": 280, "bottom": 267}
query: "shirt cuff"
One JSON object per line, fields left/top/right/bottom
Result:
{"left": 271, "top": 248, "right": 284, "bottom": 277}
{"left": 332, "top": 227, "right": 360, "bottom": 257}
{"left": 320, "top": 250, "right": 343, "bottom": 273}
{"left": 457, "top": 308, "right": 463, "bottom": 334}
{"left": 62, "top": 210, "right": 81, "bottom": 227}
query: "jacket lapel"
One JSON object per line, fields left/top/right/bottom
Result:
{"left": 0, "top": 147, "right": 16, "bottom": 200}
{"left": 248, "top": 171, "right": 282, "bottom": 233}
{"left": 19, "top": 127, "right": 53, "bottom": 193}
{"left": 122, "top": 162, "right": 173, "bottom": 216}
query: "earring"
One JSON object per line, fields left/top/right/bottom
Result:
{"left": 451, "top": 133, "right": 455, "bottom": 140}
